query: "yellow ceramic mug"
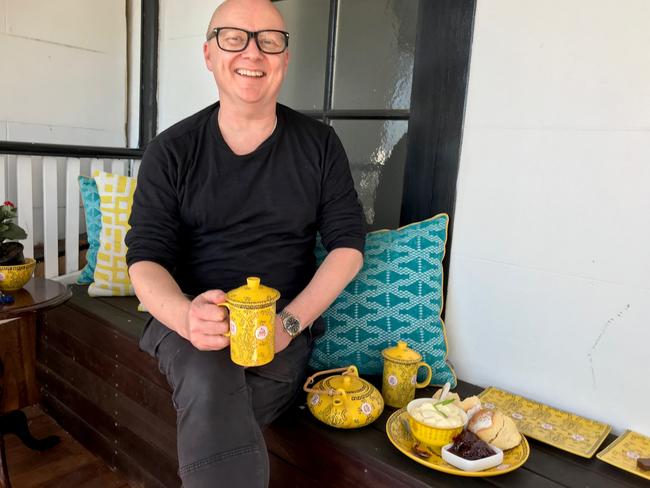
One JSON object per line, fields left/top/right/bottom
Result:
{"left": 218, "top": 277, "right": 280, "bottom": 367}
{"left": 381, "top": 341, "right": 432, "bottom": 408}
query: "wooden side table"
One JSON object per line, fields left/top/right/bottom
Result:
{"left": 0, "top": 278, "right": 72, "bottom": 488}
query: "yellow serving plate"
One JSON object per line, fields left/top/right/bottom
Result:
{"left": 478, "top": 387, "right": 611, "bottom": 458}
{"left": 386, "top": 408, "right": 530, "bottom": 477}
{"left": 597, "top": 430, "right": 650, "bottom": 481}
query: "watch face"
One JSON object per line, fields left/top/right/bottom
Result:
{"left": 284, "top": 315, "right": 301, "bottom": 336}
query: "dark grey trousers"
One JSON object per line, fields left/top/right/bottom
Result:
{"left": 140, "top": 316, "right": 318, "bottom": 488}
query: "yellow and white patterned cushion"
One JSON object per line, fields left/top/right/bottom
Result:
{"left": 88, "top": 171, "right": 136, "bottom": 297}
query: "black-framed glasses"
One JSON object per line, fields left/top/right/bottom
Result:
{"left": 207, "top": 27, "right": 289, "bottom": 54}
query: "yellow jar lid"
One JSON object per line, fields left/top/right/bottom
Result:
{"left": 226, "top": 277, "right": 280, "bottom": 307}
{"left": 382, "top": 341, "right": 422, "bottom": 363}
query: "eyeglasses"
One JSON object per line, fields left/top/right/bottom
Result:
{"left": 207, "top": 27, "right": 289, "bottom": 54}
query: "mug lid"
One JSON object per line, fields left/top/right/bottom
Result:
{"left": 382, "top": 340, "right": 422, "bottom": 363}
{"left": 226, "top": 277, "right": 280, "bottom": 306}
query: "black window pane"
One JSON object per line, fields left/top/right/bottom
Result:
{"left": 333, "top": 0, "right": 417, "bottom": 110}
{"left": 332, "top": 120, "right": 408, "bottom": 231}
{"left": 276, "top": 0, "right": 329, "bottom": 110}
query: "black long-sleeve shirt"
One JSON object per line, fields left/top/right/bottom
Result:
{"left": 125, "top": 102, "right": 365, "bottom": 300}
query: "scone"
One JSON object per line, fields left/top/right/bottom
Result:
{"left": 467, "top": 408, "right": 521, "bottom": 450}
{"left": 459, "top": 395, "right": 482, "bottom": 419}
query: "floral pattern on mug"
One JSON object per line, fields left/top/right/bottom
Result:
{"left": 255, "top": 325, "right": 268, "bottom": 340}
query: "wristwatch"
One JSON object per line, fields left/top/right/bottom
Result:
{"left": 280, "top": 309, "right": 302, "bottom": 338}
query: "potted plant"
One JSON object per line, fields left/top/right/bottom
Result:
{"left": 0, "top": 201, "right": 36, "bottom": 291}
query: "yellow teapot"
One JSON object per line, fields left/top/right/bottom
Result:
{"left": 303, "top": 366, "right": 384, "bottom": 429}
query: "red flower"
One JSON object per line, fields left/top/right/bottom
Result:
{"left": 3, "top": 201, "right": 14, "bottom": 207}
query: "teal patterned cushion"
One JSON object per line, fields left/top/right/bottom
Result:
{"left": 310, "top": 214, "right": 457, "bottom": 387}
{"left": 77, "top": 176, "right": 102, "bottom": 284}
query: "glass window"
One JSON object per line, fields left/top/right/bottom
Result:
{"left": 331, "top": 120, "right": 408, "bottom": 230}
{"left": 276, "top": 0, "right": 330, "bottom": 110}
{"left": 333, "top": 0, "right": 417, "bottom": 110}
{"left": 276, "top": 0, "right": 416, "bottom": 231}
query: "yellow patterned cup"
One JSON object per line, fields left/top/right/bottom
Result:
{"left": 381, "top": 341, "right": 432, "bottom": 408}
{"left": 218, "top": 277, "right": 280, "bottom": 367}
{"left": 407, "top": 398, "right": 467, "bottom": 454}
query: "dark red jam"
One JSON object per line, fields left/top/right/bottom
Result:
{"left": 447, "top": 430, "right": 496, "bottom": 460}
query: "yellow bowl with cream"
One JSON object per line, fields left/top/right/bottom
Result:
{"left": 406, "top": 398, "right": 468, "bottom": 453}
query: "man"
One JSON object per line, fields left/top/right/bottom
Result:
{"left": 125, "top": 0, "right": 365, "bottom": 486}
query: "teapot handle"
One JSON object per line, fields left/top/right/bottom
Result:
{"left": 302, "top": 365, "right": 358, "bottom": 395}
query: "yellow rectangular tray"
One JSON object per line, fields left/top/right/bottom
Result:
{"left": 597, "top": 430, "right": 650, "bottom": 481}
{"left": 478, "top": 387, "right": 611, "bottom": 458}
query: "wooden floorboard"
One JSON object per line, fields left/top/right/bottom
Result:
{"left": 3, "top": 405, "right": 131, "bottom": 488}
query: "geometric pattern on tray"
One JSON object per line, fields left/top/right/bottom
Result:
{"left": 309, "top": 214, "right": 456, "bottom": 387}
{"left": 478, "top": 387, "right": 611, "bottom": 458}
{"left": 88, "top": 171, "right": 136, "bottom": 297}
{"left": 597, "top": 430, "right": 650, "bottom": 481}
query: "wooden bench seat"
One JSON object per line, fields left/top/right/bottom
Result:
{"left": 37, "top": 285, "right": 647, "bottom": 488}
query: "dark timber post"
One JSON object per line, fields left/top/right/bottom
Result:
{"left": 400, "top": 0, "right": 477, "bottom": 303}
{"left": 139, "top": 0, "right": 159, "bottom": 148}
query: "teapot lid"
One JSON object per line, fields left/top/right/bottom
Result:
{"left": 226, "top": 277, "right": 280, "bottom": 307}
{"left": 321, "top": 366, "right": 374, "bottom": 396}
{"left": 382, "top": 341, "right": 422, "bottom": 363}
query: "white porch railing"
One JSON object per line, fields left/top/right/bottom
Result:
{"left": 0, "top": 142, "right": 143, "bottom": 280}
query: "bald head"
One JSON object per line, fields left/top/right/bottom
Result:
{"left": 206, "top": 0, "right": 286, "bottom": 39}
{"left": 202, "top": 0, "right": 289, "bottom": 111}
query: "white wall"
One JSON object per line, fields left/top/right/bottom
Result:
{"left": 0, "top": 0, "right": 127, "bottom": 145}
{"left": 157, "top": 0, "right": 223, "bottom": 132}
{"left": 446, "top": 0, "right": 650, "bottom": 435}
{"left": 127, "top": 0, "right": 141, "bottom": 147}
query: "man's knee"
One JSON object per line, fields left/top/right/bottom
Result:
{"left": 169, "top": 344, "right": 247, "bottom": 410}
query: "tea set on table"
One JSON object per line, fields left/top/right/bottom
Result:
{"left": 301, "top": 345, "right": 528, "bottom": 477}
{"left": 222, "top": 277, "right": 529, "bottom": 477}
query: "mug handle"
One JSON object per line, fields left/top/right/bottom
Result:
{"left": 415, "top": 362, "right": 432, "bottom": 388}
{"left": 217, "top": 302, "right": 232, "bottom": 337}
